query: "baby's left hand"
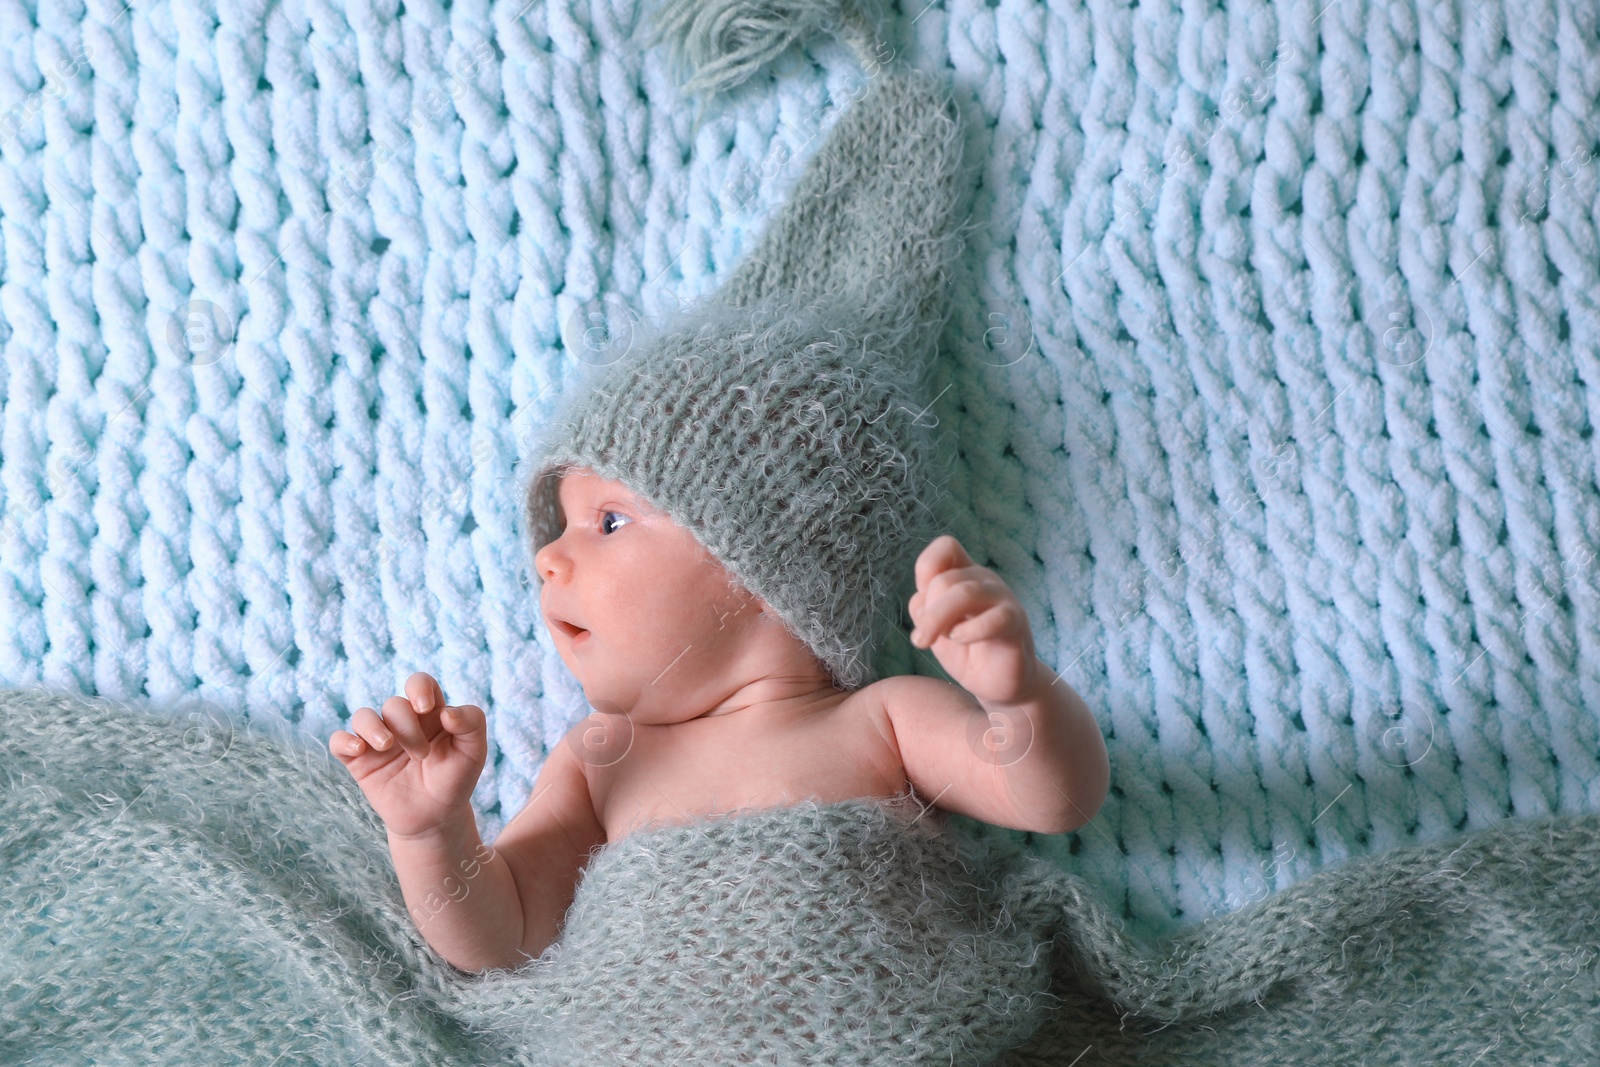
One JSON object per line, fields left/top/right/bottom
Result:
{"left": 908, "top": 535, "right": 1040, "bottom": 706}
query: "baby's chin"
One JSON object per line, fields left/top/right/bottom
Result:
{"left": 570, "top": 680, "right": 702, "bottom": 727}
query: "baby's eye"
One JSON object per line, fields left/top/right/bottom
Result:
{"left": 599, "top": 510, "right": 630, "bottom": 535}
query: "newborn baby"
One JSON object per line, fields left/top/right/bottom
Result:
{"left": 329, "top": 466, "right": 1109, "bottom": 975}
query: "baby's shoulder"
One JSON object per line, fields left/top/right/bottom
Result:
{"left": 867, "top": 673, "right": 980, "bottom": 719}
{"left": 851, "top": 673, "right": 978, "bottom": 756}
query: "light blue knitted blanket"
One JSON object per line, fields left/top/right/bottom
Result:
{"left": 2, "top": 0, "right": 1598, "bottom": 951}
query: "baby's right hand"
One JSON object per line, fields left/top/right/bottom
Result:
{"left": 329, "top": 671, "right": 489, "bottom": 840}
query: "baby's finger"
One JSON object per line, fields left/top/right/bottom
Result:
{"left": 380, "top": 694, "right": 428, "bottom": 761}
{"left": 950, "top": 604, "right": 1013, "bottom": 643}
{"left": 405, "top": 671, "right": 445, "bottom": 717}
{"left": 440, "top": 703, "right": 486, "bottom": 736}
{"left": 911, "top": 578, "right": 992, "bottom": 648}
{"left": 915, "top": 535, "right": 972, "bottom": 593}
{"left": 329, "top": 728, "right": 365, "bottom": 760}
{"left": 350, "top": 705, "right": 396, "bottom": 752}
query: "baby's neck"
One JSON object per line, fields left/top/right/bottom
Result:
{"left": 693, "top": 680, "right": 853, "bottom": 722}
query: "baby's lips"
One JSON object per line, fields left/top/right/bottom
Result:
{"left": 549, "top": 617, "right": 588, "bottom": 640}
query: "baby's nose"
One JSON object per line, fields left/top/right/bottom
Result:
{"left": 534, "top": 542, "right": 566, "bottom": 581}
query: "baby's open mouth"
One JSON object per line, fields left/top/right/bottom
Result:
{"left": 551, "top": 619, "right": 588, "bottom": 640}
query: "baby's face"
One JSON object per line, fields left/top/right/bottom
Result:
{"left": 533, "top": 468, "right": 814, "bottom": 725}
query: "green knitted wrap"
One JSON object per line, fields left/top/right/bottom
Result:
{"left": 8, "top": 688, "right": 1600, "bottom": 1065}
{"left": 521, "top": 61, "right": 969, "bottom": 690}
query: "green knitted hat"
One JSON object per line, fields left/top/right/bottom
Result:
{"left": 520, "top": 0, "right": 970, "bottom": 691}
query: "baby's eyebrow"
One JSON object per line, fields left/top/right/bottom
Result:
{"left": 598, "top": 487, "right": 644, "bottom": 508}
{"left": 567, "top": 495, "right": 639, "bottom": 520}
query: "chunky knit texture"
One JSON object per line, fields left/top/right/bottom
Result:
{"left": 2, "top": 0, "right": 1599, "bottom": 945}
{"left": 520, "top": 34, "right": 969, "bottom": 692}
{"left": 7, "top": 686, "right": 1600, "bottom": 1065}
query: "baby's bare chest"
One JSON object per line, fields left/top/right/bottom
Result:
{"left": 587, "top": 697, "right": 906, "bottom": 843}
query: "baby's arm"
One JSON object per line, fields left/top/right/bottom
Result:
{"left": 489, "top": 734, "right": 608, "bottom": 963}
{"left": 387, "top": 809, "right": 527, "bottom": 973}
{"left": 333, "top": 672, "right": 530, "bottom": 973}
{"left": 877, "top": 669, "right": 1108, "bottom": 835}
{"left": 975, "top": 660, "right": 1109, "bottom": 832}
{"left": 896, "top": 535, "right": 1111, "bottom": 835}
{"left": 389, "top": 737, "right": 604, "bottom": 971}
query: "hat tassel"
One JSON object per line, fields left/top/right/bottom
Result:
{"left": 638, "top": 0, "right": 890, "bottom": 99}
